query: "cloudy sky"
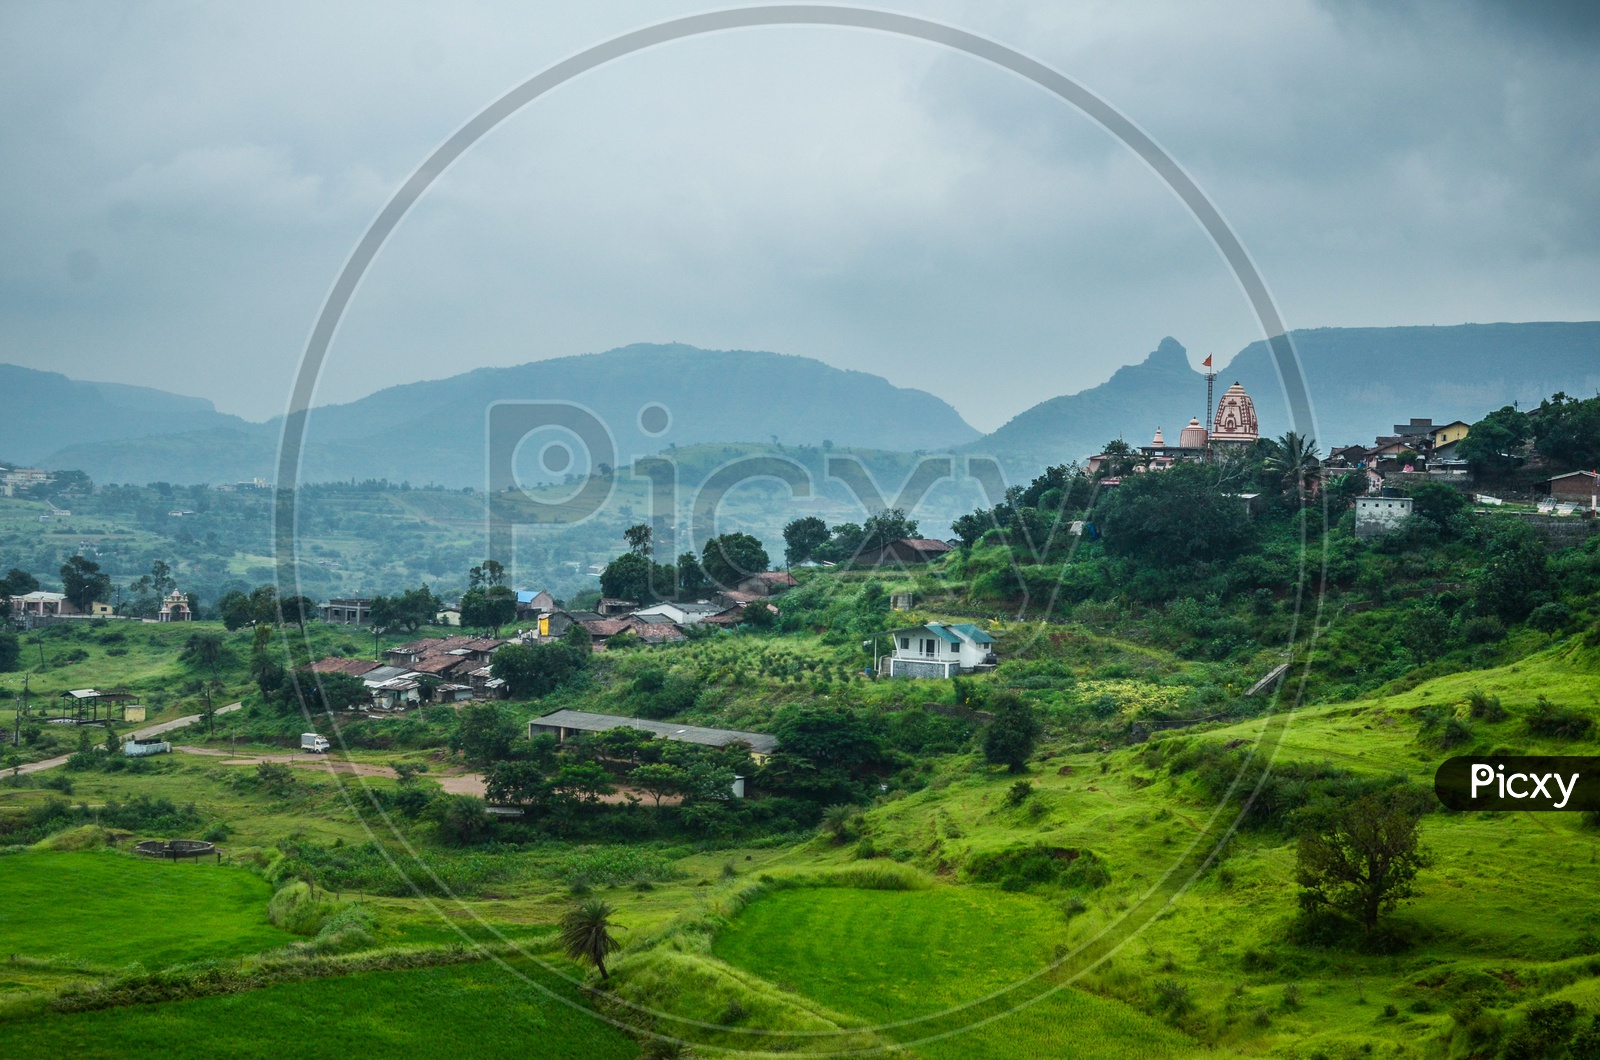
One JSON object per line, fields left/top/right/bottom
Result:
{"left": 1, "top": 0, "right": 1596, "bottom": 431}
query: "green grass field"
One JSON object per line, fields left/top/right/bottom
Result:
{"left": 0, "top": 851, "right": 294, "bottom": 970}
{"left": 715, "top": 884, "right": 1202, "bottom": 1060}
{"left": 5, "top": 958, "right": 637, "bottom": 1060}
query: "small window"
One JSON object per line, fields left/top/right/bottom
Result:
{"left": 899, "top": 637, "right": 910, "bottom": 650}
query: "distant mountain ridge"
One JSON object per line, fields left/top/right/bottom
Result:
{"left": 25, "top": 344, "right": 980, "bottom": 486}
{"left": 976, "top": 322, "right": 1600, "bottom": 468}
{"left": 13, "top": 324, "right": 1598, "bottom": 486}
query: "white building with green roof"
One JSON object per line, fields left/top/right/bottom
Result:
{"left": 882, "top": 622, "right": 997, "bottom": 678}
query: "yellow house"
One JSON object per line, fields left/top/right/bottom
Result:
{"left": 1431, "top": 420, "right": 1471, "bottom": 447}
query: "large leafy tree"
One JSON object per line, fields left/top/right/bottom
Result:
{"left": 370, "top": 585, "right": 441, "bottom": 633}
{"left": 700, "top": 532, "right": 769, "bottom": 588}
{"left": 1, "top": 568, "right": 39, "bottom": 598}
{"left": 1457, "top": 405, "right": 1531, "bottom": 477}
{"left": 1473, "top": 526, "right": 1550, "bottom": 623}
{"left": 59, "top": 555, "right": 111, "bottom": 612}
{"left": 982, "top": 691, "right": 1042, "bottom": 773}
{"left": 1532, "top": 392, "right": 1600, "bottom": 470}
{"left": 491, "top": 638, "right": 588, "bottom": 699}
{"left": 460, "top": 586, "right": 517, "bottom": 635}
{"left": 599, "top": 552, "right": 656, "bottom": 602}
{"left": 467, "top": 559, "right": 506, "bottom": 589}
{"left": 1093, "top": 461, "right": 1255, "bottom": 568}
{"left": 451, "top": 703, "right": 518, "bottom": 765}
{"left": 860, "top": 508, "right": 919, "bottom": 552}
{"left": 1295, "top": 789, "right": 1427, "bottom": 933}
{"left": 782, "top": 516, "right": 831, "bottom": 567}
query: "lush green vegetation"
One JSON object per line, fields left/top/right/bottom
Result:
{"left": 6, "top": 958, "right": 637, "bottom": 1060}
{"left": 0, "top": 850, "right": 293, "bottom": 970}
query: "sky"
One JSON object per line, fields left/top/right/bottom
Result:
{"left": 1, "top": 0, "right": 1596, "bottom": 433}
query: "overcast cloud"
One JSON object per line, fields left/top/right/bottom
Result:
{"left": 0, "top": 0, "right": 1595, "bottom": 431}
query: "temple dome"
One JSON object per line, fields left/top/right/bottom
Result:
{"left": 1178, "top": 418, "right": 1209, "bottom": 448}
{"left": 1151, "top": 427, "right": 1166, "bottom": 446}
{"left": 1211, "top": 382, "right": 1259, "bottom": 443}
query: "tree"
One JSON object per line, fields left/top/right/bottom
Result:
{"left": 860, "top": 508, "right": 919, "bottom": 552}
{"left": 739, "top": 600, "right": 775, "bottom": 628}
{"left": 279, "top": 594, "right": 318, "bottom": 628}
{"left": 484, "top": 759, "right": 554, "bottom": 810}
{"left": 452, "top": 703, "right": 517, "bottom": 765}
{"left": 1094, "top": 461, "right": 1255, "bottom": 568}
{"left": 305, "top": 671, "right": 370, "bottom": 714}
{"left": 783, "top": 516, "right": 831, "bottom": 567}
{"left": 183, "top": 631, "right": 225, "bottom": 679}
{"left": 599, "top": 552, "right": 655, "bottom": 603}
{"left": 1457, "top": 405, "right": 1531, "bottom": 477}
{"left": 559, "top": 899, "right": 620, "bottom": 981}
{"left": 1532, "top": 392, "right": 1600, "bottom": 470}
{"left": 491, "top": 640, "right": 588, "bottom": 699}
{"left": 0, "top": 628, "right": 19, "bottom": 673}
{"left": 1, "top": 568, "right": 39, "bottom": 598}
{"left": 552, "top": 760, "right": 615, "bottom": 804}
{"left": 149, "top": 560, "right": 176, "bottom": 598}
{"left": 60, "top": 555, "right": 111, "bottom": 612}
{"left": 1096, "top": 438, "right": 1137, "bottom": 479}
{"left": 1295, "top": 790, "right": 1427, "bottom": 933}
{"left": 700, "top": 532, "right": 768, "bottom": 588}
{"left": 468, "top": 559, "right": 506, "bottom": 589}
{"left": 623, "top": 523, "right": 653, "bottom": 557}
{"left": 676, "top": 552, "right": 707, "bottom": 596}
{"left": 1403, "top": 482, "right": 1469, "bottom": 535}
{"left": 982, "top": 691, "right": 1042, "bottom": 773}
{"left": 1265, "top": 432, "right": 1321, "bottom": 498}
{"left": 1473, "top": 526, "right": 1550, "bottom": 623}
{"left": 217, "top": 590, "right": 256, "bottom": 631}
{"left": 630, "top": 762, "right": 688, "bottom": 807}
{"left": 427, "top": 794, "right": 495, "bottom": 845}
{"left": 481, "top": 586, "right": 517, "bottom": 635}
{"left": 247, "top": 585, "right": 280, "bottom": 626}
{"left": 371, "top": 585, "right": 441, "bottom": 634}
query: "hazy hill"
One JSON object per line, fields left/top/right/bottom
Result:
{"left": 0, "top": 364, "right": 255, "bottom": 466}
{"left": 975, "top": 322, "right": 1600, "bottom": 467}
{"left": 33, "top": 344, "right": 979, "bottom": 486}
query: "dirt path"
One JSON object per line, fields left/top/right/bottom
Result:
{"left": 15, "top": 703, "right": 243, "bottom": 776}
{"left": 174, "top": 746, "right": 488, "bottom": 795}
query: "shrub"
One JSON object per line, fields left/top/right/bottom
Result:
{"left": 1466, "top": 690, "right": 1507, "bottom": 722}
{"left": 965, "top": 844, "right": 1109, "bottom": 892}
{"left": 1524, "top": 697, "right": 1594, "bottom": 740}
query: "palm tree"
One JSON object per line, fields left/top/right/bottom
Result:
{"left": 560, "top": 899, "right": 620, "bottom": 981}
{"left": 1268, "top": 431, "right": 1322, "bottom": 497}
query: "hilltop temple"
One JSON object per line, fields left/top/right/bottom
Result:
{"left": 1130, "top": 380, "right": 1260, "bottom": 471}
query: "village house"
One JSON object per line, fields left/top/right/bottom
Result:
{"left": 1538, "top": 470, "right": 1599, "bottom": 505}
{"left": 1354, "top": 496, "right": 1415, "bottom": 539}
{"left": 879, "top": 622, "right": 997, "bottom": 679}
{"left": 515, "top": 589, "right": 558, "bottom": 618}
{"left": 1430, "top": 420, "right": 1471, "bottom": 448}
{"left": 321, "top": 597, "right": 373, "bottom": 625}
{"left": 1, "top": 468, "right": 49, "bottom": 497}
{"left": 859, "top": 538, "right": 954, "bottom": 566}
{"left": 629, "top": 601, "right": 729, "bottom": 626}
{"left": 595, "top": 597, "right": 637, "bottom": 616}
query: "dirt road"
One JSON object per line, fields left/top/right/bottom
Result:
{"left": 14, "top": 703, "right": 244, "bottom": 776}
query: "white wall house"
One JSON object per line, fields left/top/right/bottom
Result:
{"left": 1354, "top": 496, "right": 1414, "bottom": 539}
{"left": 630, "top": 601, "right": 727, "bottom": 625}
{"left": 883, "top": 622, "right": 997, "bottom": 679}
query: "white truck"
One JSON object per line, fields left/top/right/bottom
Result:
{"left": 301, "top": 733, "right": 331, "bottom": 754}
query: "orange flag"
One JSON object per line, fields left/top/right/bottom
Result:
{"left": 1202, "top": 354, "right": 1213, "bottom": 368}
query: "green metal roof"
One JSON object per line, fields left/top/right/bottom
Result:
{"left": 947, "top": 622, "right": 995, "bottom": 644}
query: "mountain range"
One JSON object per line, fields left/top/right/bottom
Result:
{"left": 6, "top": 323, "right": 1598, "bottom": 487}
